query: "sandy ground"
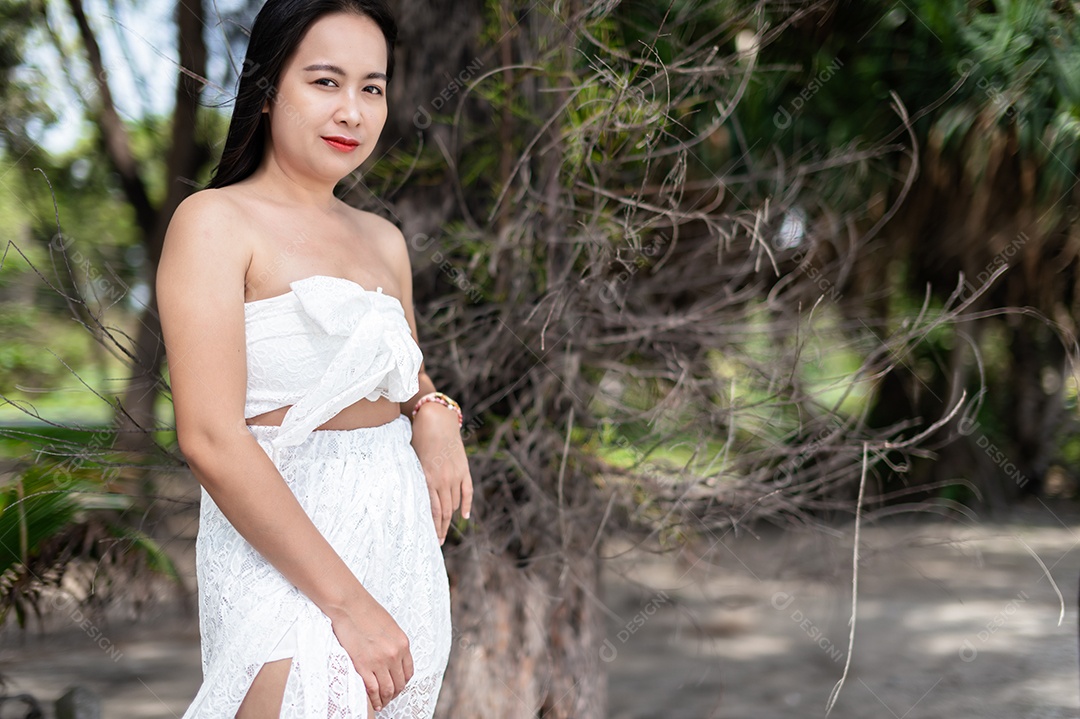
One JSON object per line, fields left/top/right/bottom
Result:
{"left": 1, "top": 496, "right": 1077, "bottom": 718}
{"left": 603, "top": 497, "right": 1079, "bottom": 719}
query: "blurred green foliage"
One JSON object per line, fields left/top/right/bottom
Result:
{"left": 0, "top": 455, "right": 180, "bottom": 628}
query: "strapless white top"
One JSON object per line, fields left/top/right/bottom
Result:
{"left": 244, "top": 274, "right": 422, "bottom": 461}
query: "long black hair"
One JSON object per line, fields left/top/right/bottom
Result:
{"left": 207, "top": 0, "right": 397, "bottom": 189}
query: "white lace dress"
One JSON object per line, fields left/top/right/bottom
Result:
{"left": 181, "top": 275, "right": 453, "bottom": 718}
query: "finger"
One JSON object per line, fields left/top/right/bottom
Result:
{"left": 450, "top": 479, "right": 461, "bottom": 514}
{"left": 439, "top": 485, "right": 453, "bottom": 540}
{"left": 375, "top": 668, "right": 395, "bottom": 709}
{"left": 403, "top": 648, "right": 415, "bottom": 684}
{"left": 461, "top": 473, "right": 474, "bottom": 520}
{"left": 363, "top": 672, "right": 382, "bottom": 712}
{"left": 441, "top": 483, "right": 453, "bottom": 519}
{"left": 428, "top": 487, "right": 442, "bottom": 534}
{"left": 389, "top": 660, "right": 406, "bottom": 701}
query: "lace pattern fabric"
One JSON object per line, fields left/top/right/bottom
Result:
{"left": 243, "top": 274, "right": 424, "bottom": 464}
{"left": 183, "top": 416, "right": 452, "bottom": 718}
{"left": 181, "top": 274, "right": 450, "bottom": 718}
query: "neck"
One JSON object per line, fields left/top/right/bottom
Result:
{"left": 246, "top": 140, "right": 344, "bottom": 213}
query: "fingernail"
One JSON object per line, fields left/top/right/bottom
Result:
{"left": 464, "top": 511, "right": 470, "bottom": 519}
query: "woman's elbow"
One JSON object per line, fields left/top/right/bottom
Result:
{"left": 177, "top": 418, "right": 253, "bottom": 473}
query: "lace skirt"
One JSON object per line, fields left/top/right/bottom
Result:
{"left": 182, "top": 414, "right": 452, "bottom": 718}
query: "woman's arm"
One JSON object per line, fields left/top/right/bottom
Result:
{"left": 157, "top": 192, "right": 412, "bottom": 710}
{"left": 382, "top": 218, "right": 474, "bottom": 543}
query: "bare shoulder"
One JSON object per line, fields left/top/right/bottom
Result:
{"left": 345, "top": 206, "right": 411, "bottom": 279}
{"left": 157, "top": 187, "right": 255, "bottom": 454}
{"left": 349, "top": 207, "right": 407, "bottom": 248}
{"left": 168, "top": 187, "right": 249, "bottom": 242}
{"left": 158, "top": 187, "right": 253, "bottom": 305}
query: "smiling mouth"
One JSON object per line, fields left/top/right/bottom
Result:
{"left": 322, "top": 136, "right": 359, "bottom": 152}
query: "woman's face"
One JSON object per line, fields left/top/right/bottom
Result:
{"left": 263, "top": 11, "right": 389, "bottom": 184}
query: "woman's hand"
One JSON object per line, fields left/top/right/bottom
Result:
{"left": 410, "top": 403, "right": 473, "bottom": 545}
{"left": 328, "top": 596, "right": 414, "bottom": 712}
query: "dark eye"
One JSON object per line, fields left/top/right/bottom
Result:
{"left": 365, "top": 85, "right": 384, "bottom": 96}
{"left": 314, "top": 78, "right": 338, "bottom": 87}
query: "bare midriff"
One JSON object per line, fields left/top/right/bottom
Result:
{"left": 245, "top": 395, "right": 403, "bottom": 430}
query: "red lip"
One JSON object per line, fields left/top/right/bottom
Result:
{"left": 322, "top": 136, "right": 360, "bottom": 151}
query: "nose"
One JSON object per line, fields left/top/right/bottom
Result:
{"left": 335, "top": 89, "right": 363, "bottom": 127}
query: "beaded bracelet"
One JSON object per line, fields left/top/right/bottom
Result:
{"left": 410, "top": 391, "right": 463, "bottom": 428}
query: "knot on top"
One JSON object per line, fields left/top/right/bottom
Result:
{"left": 262, "top": 275, "right": 422, "bottom": 454}
{"left": 290, "top": 275, "right": 383, "bottom": 336}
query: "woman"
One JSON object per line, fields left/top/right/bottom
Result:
{"left": 156, "top": 1, "right": 471, "bottom": 717}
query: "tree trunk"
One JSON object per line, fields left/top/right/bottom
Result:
{"left": 1006, "top": 320, "right": 1064, "bottom": 498}
{"left": 112, "top": 291, "right": 167, "bottom": 455}
{"left": 99, "top": 0, "right": 208, "bottom": 453}
{"left": 437, "top": 545, "right": 607, "bottom": 718}
{"left": 379, "top": 3, "right": 610, "bottom": 714}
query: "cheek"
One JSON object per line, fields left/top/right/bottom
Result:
{"left": 267, "top": 112, "right": 296, "bottom": 144}
{"left": 366, "top": 103, "right": 388, "bottom": 125}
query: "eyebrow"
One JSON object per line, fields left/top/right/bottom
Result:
{"left": 302, "top": 63, "right": 388, "bottom": 81}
